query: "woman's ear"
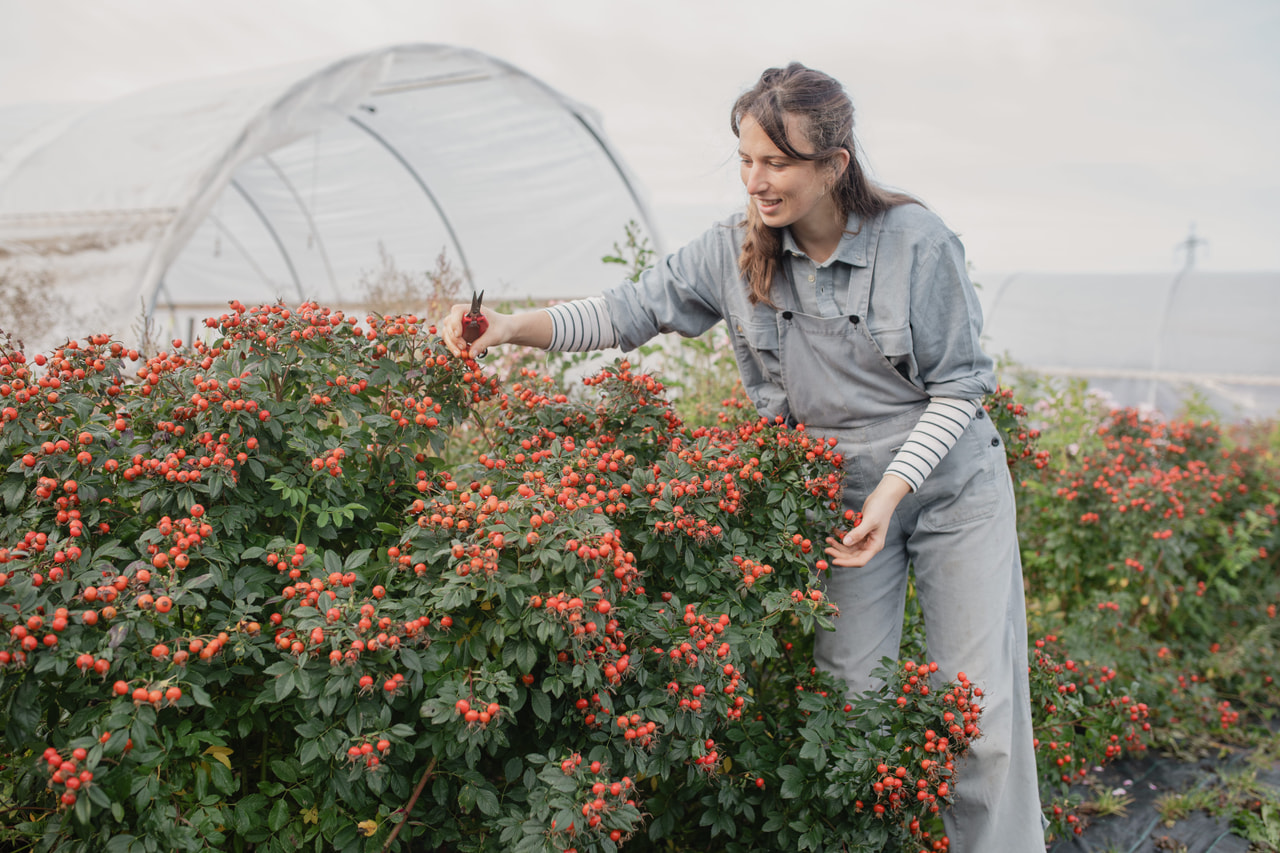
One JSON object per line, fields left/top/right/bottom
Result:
{"left": 833, "top": 148, "right": 851, "bottom": 180}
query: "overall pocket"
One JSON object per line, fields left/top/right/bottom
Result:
{"left": 729, "top": 312, "right": 781, "bottom": 382}
{"left": 914, "top": 419, "right": 1001, "bottom": 533}
{"left": 867, "top": 323, "right": 924, "bottom": 394}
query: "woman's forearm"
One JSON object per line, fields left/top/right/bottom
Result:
{"left": 503, "top": 309, "right": 554, "bottom": 349}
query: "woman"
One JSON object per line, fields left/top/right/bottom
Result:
{"left": 441, "top": 63, "right": 1044, "bottom": 851}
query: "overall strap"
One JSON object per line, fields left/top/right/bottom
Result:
{"left": 846, "top": 211, "right": 886, "bottom": 319}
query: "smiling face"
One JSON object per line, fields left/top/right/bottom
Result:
{"left": 738, "top": 113, "right": 846, "bottom": 247}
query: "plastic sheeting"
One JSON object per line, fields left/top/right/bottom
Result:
{"left": 978, "top": 272, "right": 1280, "bottom": 421}
{"left": 0, "top": 44, "right": 662, "bottom": 351}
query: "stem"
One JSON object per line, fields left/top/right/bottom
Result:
{"left": 293, "top": 470, "right": 320, "bottom": 544}
{"left": 468, "top": 407, "right": 500, "bottom": 454}
{"left": 381, "top": 757, "right": 437, "bottom": 852}
{"left": 293, "top": 501, "right": 308, "bottom": 546}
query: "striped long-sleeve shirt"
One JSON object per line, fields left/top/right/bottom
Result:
{"left": 544, "top": 298, "right": 977, "bottom": 491}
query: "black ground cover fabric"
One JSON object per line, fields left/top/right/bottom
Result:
{"left": 1048, "top": 742, "right": 1280, "bottom": 853}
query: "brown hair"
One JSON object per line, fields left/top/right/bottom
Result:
{"left": 731, "top": 63, "right": 916, "bottom": 305}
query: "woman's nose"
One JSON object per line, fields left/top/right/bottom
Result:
{"left": 743, "top": 164, "right": 766, "bottom": 195}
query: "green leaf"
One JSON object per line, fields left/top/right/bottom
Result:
{"left": 778, "top": 764, "right": 805, "bottom": 799}
{"left": 189, "top": 683, "right": 213, "bottom": 708}
{"left": 270, "top": 759, "right": 298, "bottom": 783}
{"left": 1, "top": 475, "right": 25, "bottom": 512}
{"left": 74, "top": 790, "right": 92, "bottom": 822}
{"left": 274, "top": 671, "right": 296, "bottom": 701}
{"left": 104, "top": 834, "right": 137, "bottom": 853}
{"left": 267, "top": 797, "right": 290, "bottom": 831}
{"left": 475, "top": 786, "right": 500, "bottom": 816}
{"left": 530, "top": 690, "right": 552, "bottom": 723}
{"left": 515, "top": 641, "right": 538, "bottom": 674}
{"left": 4, "top": 679, "right": 39, "bottom": 747}
{"left": 235, "top": 794, "right": 268, "bottom": 832}
{"left": 210, "top": 761, "right": 236, "bottom": 795}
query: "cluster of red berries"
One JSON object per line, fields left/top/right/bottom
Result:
{"left": 984, "top": 387, "right": 1050, "bottom": 470}
{"left": 310, "top": 446, "right": 346, "bottom": 476}
{"left": 344, "top": 736, "right": 391, "bottom": 769}
{"left": 41, "top": 746, "right": 95, "bottom": 807}
{"left": 548, "top": 755, "right": 639, "bottom": 845}
{"left": 455, "top": 697, "right": 501, "bottom": 727}
{"left": 113, "top": 679, "right": 183, "bottom": 707}
{"left": 532, "top": 590, "right": 630, "bottom": 678}
{"left": 611, "top": 711, "right": 659, "bottom": 747}
{"left": 730, "top": 554, "right": 773, "bottom": 588}
{"left": 2, "top": 338, "right": 121, "bottom": 413}
{"left": 147, "top": 505, "right": 213, "bottom": 573}
{"left": 688, "top": 738, "right": 724, "bottom": 775}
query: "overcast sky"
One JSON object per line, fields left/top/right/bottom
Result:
{"left": 1, "top": 0, "right": 1277, "bottom": 275}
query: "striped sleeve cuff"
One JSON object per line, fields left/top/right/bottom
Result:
{"left": 883, "top": 398, "right": 979, "bottom": 492}
{"left": 545, "top": 297, "right": 619, "bottom": 352}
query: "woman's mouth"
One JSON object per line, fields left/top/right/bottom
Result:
{"left": 755, "top": 197, "right": 783, "bottom": 216}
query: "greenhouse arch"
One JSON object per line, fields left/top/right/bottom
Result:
{"left": 0, "top": 44, "right": 664, "bottom": 351}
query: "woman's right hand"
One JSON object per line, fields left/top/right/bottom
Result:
{"left": 440, "top": 302, "right": 507, "bottom": 358}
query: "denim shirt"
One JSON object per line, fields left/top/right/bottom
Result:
{"left": 602, "top": 203, "right": 996, "bottom": 418}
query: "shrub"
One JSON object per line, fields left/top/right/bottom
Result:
{"left": 0, "top": 305, "right": 980, "bottom": 853}
{"left": 1004, "top": 383, "right": 1280, "bottom": 837}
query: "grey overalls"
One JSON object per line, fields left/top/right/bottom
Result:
{"left": 769, "top": 215, "right": 1045, "bottom": 852}
{"left": 604, "top": 207, "right": 1046, "bottom": 850}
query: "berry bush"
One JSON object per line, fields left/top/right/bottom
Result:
{"left": 1001, "top": 386, "right": 1280, "bottom": 837}
{"left": 1, "top": 304, "right": 989, "bottom": 853}
{"left": 2, "top": 297, "right": 1270, "bottom": 850}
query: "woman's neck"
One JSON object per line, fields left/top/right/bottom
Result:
{"left": 789, "top": 204, "right": 845, "bottom": 264}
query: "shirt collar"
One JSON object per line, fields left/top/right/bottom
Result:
{"left": 781, "top": 211, "right": 872, "bottom": 268}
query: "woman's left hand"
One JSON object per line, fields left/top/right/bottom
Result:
{"left": 824, "top": 475, "right": 911, "bottom": 568}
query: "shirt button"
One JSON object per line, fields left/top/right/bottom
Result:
{"left": 990, "top": 437, "right": 1000, "bottom": 447}
{"left": 807, "top": 274, "right": 815, "bottom": 282}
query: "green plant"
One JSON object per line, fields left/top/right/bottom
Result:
{"left": 1079, "top": 785, "right": 1131, "bottom": 819}
{"left": 1155, "top": 785, "right": 1218, "bottom": 824}
{"left": 600, "top": 220, "right": 656, "bottom": 284}
{"left": 1233, "top": 799, "right": 1280, "bottom": 850}
{"left": 0, "top": 307, "right": 985, "bottom": 852}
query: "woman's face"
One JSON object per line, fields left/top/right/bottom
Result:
{"left": 738, "top": 113, "right": 842, "bottom": 236}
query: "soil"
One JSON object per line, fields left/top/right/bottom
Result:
{"left": 1047, "top": 737, "right": 1280, "bottom": 853}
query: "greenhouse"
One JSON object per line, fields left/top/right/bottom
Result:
{"left": 0, "top": 43, "right": 662, "bottom": 352}
{"left": 1, "top": 44, "right": 1276, "bottom": 423}
{"left": 977, "top": 271, "right": 1280, "bottom": 421}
